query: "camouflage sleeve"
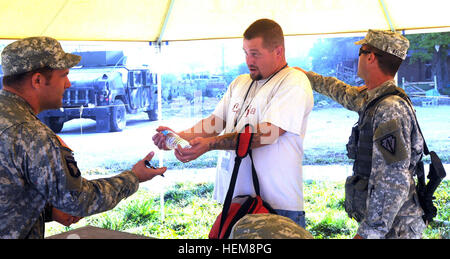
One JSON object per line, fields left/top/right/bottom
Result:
{"left": 305, "top": 71, "right": 367, "bottom": 112}
{"left": 21, "top": 123, "right": 139, "bottom": 217}
{"left": 357, "top": 96, "right": 415, "bottom": 238}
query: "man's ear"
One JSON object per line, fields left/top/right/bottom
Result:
{"left": 367, "top": 53, "right": 377, "bottom": 64}
{"left": 30, "top": 73, "right": 44, "bottom": 89}
{"left": 274, "top": 45, "right": 283, "bottom": 57}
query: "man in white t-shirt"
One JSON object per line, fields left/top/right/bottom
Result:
{"left": 152, "top": 19, "right": 313, "bottom": 227}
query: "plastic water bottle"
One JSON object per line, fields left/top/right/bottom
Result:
{"left": 161, "top": 130, "right": 192, "bottom": 149}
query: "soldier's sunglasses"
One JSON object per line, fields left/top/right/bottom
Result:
{"left": 359, "top": 47, "right": 382, "bottom": 57}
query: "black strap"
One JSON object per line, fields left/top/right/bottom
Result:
{"left": 362, "top": 88, "right": 430, "bottom": 155}
{"left": 218, "top": 125, "right": 260, "bottom": 238}
{"left": 395, "top": 90, "right": 430, "bottom": 155}
{"left": 233, "top": 64, "right": 288, "bottom": 128}
{"left": 249, "top": 150, "right": 260, "bottom": 196}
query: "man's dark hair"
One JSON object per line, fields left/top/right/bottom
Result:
{"left": 243, "top": 19, "right": 284, "bottom": 51}
{"left": 365, "top": 44, "right": 403, "bottom": 76}
{"left": 2, "top": 67, "right": 54, "bottom": 88}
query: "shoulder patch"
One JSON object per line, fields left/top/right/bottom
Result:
{"left": 380, "top": 134, "right": 396, "bottom": 154}
{"left": 57, "top": 137, "right": 82, "bottom": 191}
{"left": 374, "top": 119, "right": 407, "bottom": 165}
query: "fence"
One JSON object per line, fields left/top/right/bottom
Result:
{"left": 401, "top": 76, "right": 449, "bottom": 106}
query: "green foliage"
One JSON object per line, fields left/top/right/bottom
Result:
{"left": 45, "top": 182, "right": 222, "bottom": 239}
{"left": 406, "top": 32, "right": 450, "bottom": 64}
{"left": 424, "top": 181, "right": 450, "bottom": 239}
{"left": 45, "top": 180, "right": 449, "bottom": 239}
{"left": 303, "top": 148, "right": 352, "bottom": 165}
{"left": 304, "top": 181, "right": 358, "bottom": 239}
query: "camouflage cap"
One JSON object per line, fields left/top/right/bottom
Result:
{"left": 1, "top": 36, "right": 81, "bottom": 76}
{"left": 355, "top": 29, "right": 409, "bottom": 60}
{"left": 229, "top": 214, "right": 314, "bottom": 239}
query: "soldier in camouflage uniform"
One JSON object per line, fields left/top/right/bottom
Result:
{"left": 0, "top": 36, "right": 167, "bottom": 239}
{"left": 300, "top": 30, "right": 426, "bottom": 238}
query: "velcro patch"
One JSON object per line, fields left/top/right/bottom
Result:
{"left": 374, "top": 119, "right": 407, "bottom": 165}
{"left": 60, "top": 146, "right": 82, "bottom": 191}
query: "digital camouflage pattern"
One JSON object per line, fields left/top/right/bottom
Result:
{"left": 0, "top": 90, "right": 140, "bottom": 239}
{"left": 230, "top": 214, "right": 313, "bottom": 239}
{"left": 305, "top": 72, "right": 426, "bottom": 239}
{"left": 355, "top": 29, "right": 410, "bottom": 60}
{"left": 1, "top": 36, "right": 81, "bottom": 76}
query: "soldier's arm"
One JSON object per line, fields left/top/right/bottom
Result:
{"left": 304, "top": 71, "right": 366, "bottom": 112}
{"left": 22, "top": 124, "right": 140, "bottom": 217}
{"left": 357, "top": 97, "right": 414, "bottom": 238}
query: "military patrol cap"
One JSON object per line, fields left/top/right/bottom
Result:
{"left": 355, "top": 29, "right": 409, "bottom": 60}
{"left": 230, "top": 214, "right": 314, "bottom": 239}
{"left": 1, "top": 36, "right": 81, "bottom": 76}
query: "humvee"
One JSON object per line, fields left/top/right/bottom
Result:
{"left": 37, "top": 51, "right": 158, "bottom": 133}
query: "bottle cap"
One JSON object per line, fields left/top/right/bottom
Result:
{"left": 161, "top": 130, "right": 170, "bottom": 136}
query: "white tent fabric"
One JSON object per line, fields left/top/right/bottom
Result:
{"left": 0, "top": 0, "right": 449, "bottom": 42}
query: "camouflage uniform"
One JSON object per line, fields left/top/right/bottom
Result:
{"left": 0, "top": 37, "right": 140, "bottom": 239}
{"left": 230, "top": 214, "right": 313, "bottom": 239}
{"left": 304, "top": 30, "right": 426, "bottom": 239}
{"left": 1, "top": 36, "right": 81, "bottom": 76}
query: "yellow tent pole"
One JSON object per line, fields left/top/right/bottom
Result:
{"left": 378, "top": 0, "right": 395, "bottom": 32}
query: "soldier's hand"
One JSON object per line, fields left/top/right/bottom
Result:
{"left": 52, "top": 208, "right": 82, "bottom": 227}
{"left": 132, "top": 151, "right": 167, "bottom": 182}
{"left": 152, "top": 126, "right": 173, "bottom": 150}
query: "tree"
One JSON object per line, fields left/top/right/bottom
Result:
{"left": 406, "top": 32, "right": 449, "bottom": 94}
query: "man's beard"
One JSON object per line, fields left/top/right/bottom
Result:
{"left": 249, "top": 68, "right": 263, "bottom": 81}
{"left": 250, "top": 73, "right": 263, "bottom": 81}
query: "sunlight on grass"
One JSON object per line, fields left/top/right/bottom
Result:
{"left": 45, "top": 180, "right": 449, "bottom": 239}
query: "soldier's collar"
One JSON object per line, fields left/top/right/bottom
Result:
{"left": 0, "top": 89, "right": 37, "bottom": 116}
{"left": 366, "top": 79, "right": 397, "bottom": 102}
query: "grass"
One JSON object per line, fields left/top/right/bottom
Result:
{"left": 82, "top": 147, "right": 449, "bottom": 176}
{"left": 303, "top": 180, "right": 358, "bottom": 239}
{"left": 45, "top": 180, "right": 450, "bottom": 239}
{"left": 82, "top": 151, "right": 221, "bottom": 176}
{"left": 45, "top": 182, "right": 222, "bottom": 239}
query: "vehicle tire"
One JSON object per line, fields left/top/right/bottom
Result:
{"left": 110, "top": 99, "right": 127, "bottom": 132}
{"left": 146, "top": 109, "right": 158, "bottom": 121}
{"left": 48, "top": 117, "right": 64, "bottom": 133}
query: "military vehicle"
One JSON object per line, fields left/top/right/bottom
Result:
{"left": 37, "top": 51, "right": 158, "bottom": 133}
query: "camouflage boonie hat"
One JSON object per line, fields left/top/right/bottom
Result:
{"left": 1, "top": 36, "right": 81, "bottom": 76}
{"left": 229, "top": 214, "right": 314, "bottom": 239}
{"left": 355, "top": 29, "right": 409, "bottom": 60}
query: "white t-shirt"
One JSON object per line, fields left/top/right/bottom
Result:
{"left": 212, "top": 67, "right": 313, "bottom": 211}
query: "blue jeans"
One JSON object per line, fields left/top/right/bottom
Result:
{"left": 274, "top": 209, "right": 306, "bottom": 228}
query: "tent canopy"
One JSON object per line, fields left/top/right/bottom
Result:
{"left": 0, "top": 0, "right": 448, "bottom": 42}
